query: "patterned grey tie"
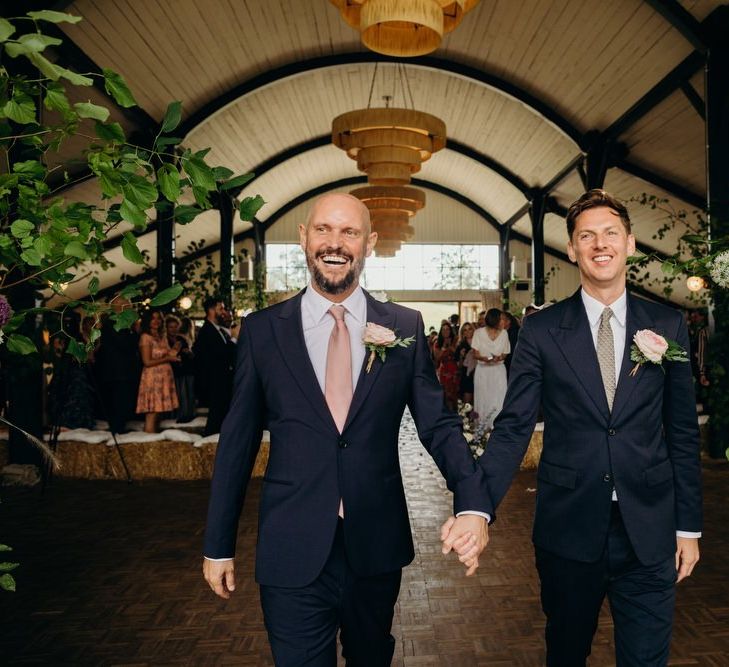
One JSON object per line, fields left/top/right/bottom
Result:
{"left": 597, "top": 307, "right": 616, "bottom": 411}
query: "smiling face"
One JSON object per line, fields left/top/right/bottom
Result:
{"left": 567, "top": 206, "right": 635, "bottom": 297}
{"left": 299, "top": 193, "right": 377, "bottom": 301}
{"left": 150, "top": 311, "right": 163, "bottom": 332}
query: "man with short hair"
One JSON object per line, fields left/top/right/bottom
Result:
{"left": 450, "top": 189, "right": 702, "bottom": 666}
{"left": 203, "top": 193, "right": 488, "bottom": 666}
{"left": 193, "top": 296, "right": 236, "bottom": 436}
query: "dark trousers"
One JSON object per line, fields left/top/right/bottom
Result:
{"left": 260, "top": 520, "right": 402, "bottom": 666}
{"left": 536, "top": 503, "right": 676, "bottom": 667}
{"left": 204, "top": 380, "right": 232, "bottom": 436}
{"left": 101, "top": 380, "right": 138, "bottom": 434}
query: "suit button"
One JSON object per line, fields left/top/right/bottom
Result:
{"left": 338, "top": 440, "right": 348, "bottom": 449}
{"left": 608, "top": 428, "right": 616, "bottom": 436}
{"left": 603, "top": 473, "right": 612, "bottom": 483}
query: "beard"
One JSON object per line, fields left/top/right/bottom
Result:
{"left": 307, "top": 246, "right": 364, "bottom": 296}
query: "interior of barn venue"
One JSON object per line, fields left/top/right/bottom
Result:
{"left": 1, "top": 1, "right": 728, "bottom": 664}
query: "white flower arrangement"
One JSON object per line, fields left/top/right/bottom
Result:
{"left": 458, "top": 400, "right": 488, "bottom": 459}
{"left": 709, "top": 250, "right": 729, "bottom": 289}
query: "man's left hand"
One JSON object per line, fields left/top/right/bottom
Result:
{"left": 676, "top": 536, "right": 700, "bottom": 582}
{"left": 440, "top": 515, "right": 488, "bottom": 576}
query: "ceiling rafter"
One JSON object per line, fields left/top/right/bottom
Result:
{"left": 604, "top": 50, "right": 705, "bottom": 141}
{"left": 615, "top": 159, "right": 705, "bottom": 209}
{"left": 642, "top": 0, "right": 707, "bottom": 52}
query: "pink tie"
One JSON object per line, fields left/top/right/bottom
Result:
{"left": 325, "top": 305, "right": 352, "bottom": 518}
{"left": 325, "top": 305, "right": 353, "bottom": 432}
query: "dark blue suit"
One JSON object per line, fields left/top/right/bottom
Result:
{"left": 479, "top": 290, "right": 702, "bottom": 666}
{"left": 204, "top": 289, "right": 488, "bottom": 664}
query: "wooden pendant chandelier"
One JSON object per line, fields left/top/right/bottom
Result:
{"left": 351, "top": 185, "right": 424, "bottom": 256}
{"left": 332, "top": 107, "right": 446, "bottom": 186}
{"left": 329, "top": 0, "right": 481, "bottom": 57}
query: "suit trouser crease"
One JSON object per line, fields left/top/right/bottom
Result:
{"left": 536, "top": 504, "right": 676, "bottom": 667}
{"left": 260, "top": 520, "right": 401, "bottom": 667}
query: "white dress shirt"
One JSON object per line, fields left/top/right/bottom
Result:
{"left": 581, "top": 289, "right": 700, "bottom": 539}
{"left": 301, "top": 283, "right": 367, "bottom": 392}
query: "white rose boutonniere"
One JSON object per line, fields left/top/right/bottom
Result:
{"left": 629, "top": 329, "right": 688, "bottom": 377}
{"left": 362, "top": 322, "right": 414, "bottom": 373}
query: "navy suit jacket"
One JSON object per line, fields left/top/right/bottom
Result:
{"left": 479, "top": 290, "right": 702, "bottom": 566}
{"left": 204, "top": 289, "right": 489, "bottom": 587}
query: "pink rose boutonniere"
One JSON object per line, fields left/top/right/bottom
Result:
{"left": 362, "top": 322, "right": 414, "bottom": 373}
{"left": 629, "top": 329, "right": 688, "bottom": 377}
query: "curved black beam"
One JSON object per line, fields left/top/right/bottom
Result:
{"left": 95, "top": 178, "right": 680, "bottom": 307}
{"left": 242, "top": 134, "right": 533, "bottom": 198}
{"left": 179, "top": 53, "right": 585, "bottom": 150}
{"left": 257, "top": 176, "right": 504, "bottom": 234}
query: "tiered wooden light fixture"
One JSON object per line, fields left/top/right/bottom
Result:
{"left": 351, "top": 185, "right": 425, "bottom": 257}
{"left": 329, "top": 0, "right": 481, "bottom": 57}
{"left": 332, "top": 107, "right": 446, "bottom": 185}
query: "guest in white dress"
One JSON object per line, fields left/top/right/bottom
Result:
{"left": 471, "top": 308, "right": 510, "bottom": 430}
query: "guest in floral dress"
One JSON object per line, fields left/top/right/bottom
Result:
{"left": 433, "top": 322, "right": 459, "bottom": 411}
{"left": 455, "top": 321, "right": 475, "bottom": 405}
{"left": 136, "top": 309, "right": 179, "bottom": 433}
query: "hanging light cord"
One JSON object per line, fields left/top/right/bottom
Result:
{"left": 367, "top": 61, "right": 379, "bottom": 109}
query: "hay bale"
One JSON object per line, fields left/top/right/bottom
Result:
{"left": 521, "top": 431, "right": 543, "bottom": 470}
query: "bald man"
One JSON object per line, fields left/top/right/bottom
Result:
{"left": 203, "top": 194, "right": 488, "bottom": 666}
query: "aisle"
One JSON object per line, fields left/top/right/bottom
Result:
{"left": 1, "top": 410, "right": 728, "bottom": 665}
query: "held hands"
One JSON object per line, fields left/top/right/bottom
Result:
{"left": 203, "top": 558, "right": 236, "bottom": 599}
{"left": 675, "top": 537, "right": 700, "bottom": 583}
{"left": 440, "top": 515, "right": 489, "bottom": 576}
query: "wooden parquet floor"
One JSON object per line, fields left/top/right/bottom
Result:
{"left": 2, "top": 414, "right": 728, "bottom": 666}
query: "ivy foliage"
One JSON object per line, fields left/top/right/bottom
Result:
{"left": 0, "top": 10, "right": 260, "bottom": 360}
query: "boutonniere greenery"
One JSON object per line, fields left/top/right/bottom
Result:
{"left": 362, "top": 322, "right": 414, "bottom": 373}
{"left": 629, "top": 329, "right": 688, "bottom": 377}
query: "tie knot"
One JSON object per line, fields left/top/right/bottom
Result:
{"left": 601, "top": 307, "right": 614, "bottom": 324}
{"left": 329, "top": 305, "right": 346, "bottom": 322}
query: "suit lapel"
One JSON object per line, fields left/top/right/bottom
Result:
{"left": 271, "top": 290, "right": 339, "bottom": 434}
{"left": 610, "top": 292, "right": 655, "bottom": 422}
{"left": 342, "top": 291, "right": 395, "bottom": 431}
{"left": 549, "top": 290, "right": 611, "bottom": 424}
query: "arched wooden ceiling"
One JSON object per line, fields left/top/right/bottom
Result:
{"left": 45, "top": 0, "right": 724, "bottom": 304}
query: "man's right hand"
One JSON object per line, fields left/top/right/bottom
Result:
{"left": 203, "top": 558, "right": 236, "bottom": 599}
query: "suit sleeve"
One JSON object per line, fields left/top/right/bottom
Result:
{"left": 664, "top": 314, "right": 702, "bottom": 533}
{"left": 478, "top": 315, "right": 543, "bottom": 520}
{"left": 203, "top": 321, "right": 265, "bottom": 558}
{"left": 407, "top": 312, "right": 490, "bottom": 515}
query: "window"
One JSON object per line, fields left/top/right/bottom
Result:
{"left": 265, "top": 244, "right": 499, "bottom": 291}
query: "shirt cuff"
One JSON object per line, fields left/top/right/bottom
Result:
{"left": 676, "top": 531, "right": 701, "bottom": 539}
{"left": 204, "top": 556, "right": 234, "bottom": 561}
{"left": 456, "top": 510, "right": 491, "bottom": 524}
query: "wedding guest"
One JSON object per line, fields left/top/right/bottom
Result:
{"left": 500, "top": 311, "right": 520, "bottom": 377}
{"left": 433, "top": 322, "right": 459, "bottom": 411}
{"left": 193, "top": 297, "right": 236, "bottom": 436}
{"left": 136, "top": 309, "right": 179, "bottom": 433}
{"left": 47, "top": 315, "right": 95, "bottom": 430}
{"left": 476, "top": 310, "right": 486, "bottom": 328}
{"left": 166, "top": 314, "right": 196, "bottom": 423}
{"left": 471, "top": 308, "right": 510, "bottom": 430}
{"left": 95, "top": 298, "right": 141, "bottom": 434}
{"left": 449, "top": 312, "right": 460, "bottom": 337}
{"left": 179, "top": 316, "right": 196, "bottom": 346}
{"left": 456, "top": 321, "right": 475, "bottom": 405}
